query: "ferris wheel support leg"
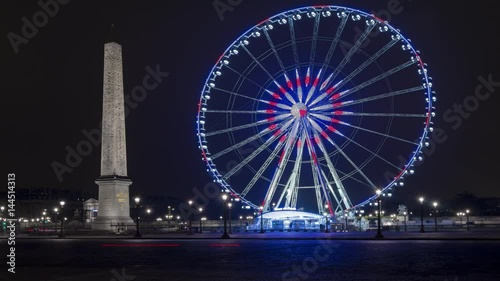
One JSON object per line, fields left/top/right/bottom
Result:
{"left": 262, "top": 121, "right": 301, "bottom": 211}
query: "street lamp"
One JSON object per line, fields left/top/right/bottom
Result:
{"left": 134, "top": 197, "right": 142, "bottom": 238}
{"left": 146, "top": 208, "right": 151, "bottom": 234}
{"left": 419, "top": 197, "right": 425, "bottom": 233}
{"left": 344, "top": 210, "right": 349, "bottom": 232}
{"left": 200, "top": 217, "right": 206, "bottom": 233}
{"left": 42, "top": 211, "right": 47, "bottom": 233}
{"left": 457, "top": 212, "right": 463, "bottom": 225}
{"left": 403, "top": 211, "right": 407, "bottom": 231}
{"left": 259, "top": 206, "right": 265, "bottom": 233}
{"left": 198, "top": 207, "right": 203, "bottom": 233}
{"left": 227, "top": 203, "right": 233, "bottom": 234}
{"left": 53, "top": 208, "right": 59, "bottom": 233}
{"left": 221, "top": 193, "right": 230, "bottom": 239}
{"left": 433, "top": 202, "right": 438, "bottom": 232}
{"left": 324, "top": 204, "right": 330, "bottom": 233}
{"left": 466, "top": 209, "right": 470, "bottom": 231}
{"left": 58, "top": 201, "right": 65, "bottom": 238}
{"left": 188, "top": 200, "right": 194, "bottom": 235}
{"left": 375, "top": 189, "right": 384, "bottom": 239}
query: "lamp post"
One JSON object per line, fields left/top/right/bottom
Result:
{"left": 344, "top": 210, "right": 349, "bottom": 232}
{"left": 375, "top": 189, "right": 384, "bottom": 239}
{"left": 403, "top": 211, "right": 407, "bottom": 231}
{"left": 53, "top": 208, "right": 59, "bottom": 233}
{"left": 433, "top": 202, "right": 438, "bottom": 232}
{"left": 188, "top": 200, "right": 194, "bottom": 235}
{"left": 146, "top": 209, "right": 151, "bottom": 234}
{"left": 457, "top": 212, "right": 463, "bottom": 225}
{"left": 42, "top": 211, "right": 46, "bottom": 233}
{"left": 221, "top": 193, "right": 230, "bottom": 239}
{"left": 200, "top": 217, "right": 206, "bottom": 233}
{"left": 259, "top": 206, "right": 265, "bottom": 233}
{"left": 134, "top": 197, "right": 141, "bottom": 238}
{"left": 167, "top": 206, "right": 172, "bottom": 230}
{"left": 227, "top": 203, "right": 233, "bottom": 234}
{"left": 198, "top": 208, "right": 203, "bottom": 233}
{"left": 324, "top": 204, "right": 330, "bottom": 233}
{"left": 466, "top": 209, "right": 470, "bottom": 231}
{"left": 58, "top": 201, "right": 65, "bottom": 238}
{"left": 419, "top": 197, "right": 425, "bottom": 233}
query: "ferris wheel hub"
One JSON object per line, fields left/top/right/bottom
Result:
{"left": 291, "top": 103, "right": 308, "bottom": 118}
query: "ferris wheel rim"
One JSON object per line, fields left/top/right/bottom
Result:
{"left": 196, "top": 5, "right": 435, "bottom": 214}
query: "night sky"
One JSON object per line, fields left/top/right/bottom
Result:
{"left": 2, "top": 0, "right": 499, "bottom": 212}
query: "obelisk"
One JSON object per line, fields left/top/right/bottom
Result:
{"left": 92, "top": 24, "right": 134, "bottom": 231}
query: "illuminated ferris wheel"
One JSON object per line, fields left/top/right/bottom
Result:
{"left": 196, "top": 6, "right": 435, "bottom": 216}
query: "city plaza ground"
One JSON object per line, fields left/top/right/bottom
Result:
{"left": 1, "top": 231, "right": 500, "bottom": 281}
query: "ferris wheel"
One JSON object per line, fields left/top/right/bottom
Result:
{"left": 196, "top": 6, "right": 435, "bottom": 216}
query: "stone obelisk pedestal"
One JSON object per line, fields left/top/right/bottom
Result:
{"left": 92, "top": 27, "right": 134, "bottom": 231}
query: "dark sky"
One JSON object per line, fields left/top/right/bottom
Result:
{"left": 2, "top": 0, "right": 499, "bottom": 212}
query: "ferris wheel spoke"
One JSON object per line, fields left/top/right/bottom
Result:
{"left": 309, "top": 14, "right": 321, "bottom": 73}
{"left": 312, "top": 128, "right": 353, "bottom": 210}
{"left": 308, "top": 117, "right": 380, "bottom": 191}
{"left": 327, "top": 86, "right": 425, "bottom": 110}
{"left": 240, "top": 139, "right": 287, "bottom": 198}
{"left": 332, "top": 39, "right": 399, "bottom": 92}
{"left": 262, "top": 120, "right": 301, "bottom": 211}
{"left": 263, "top": 29, "right": 289, "bottom": 86}
{"left": 241, "top": 45, "right": 296, "bottom": 104}
{"left": 205, "top": 109, "right": 289, "bottom": 115}
{"left": 309, "top": 81, "right": 343, "bottom": 108}
{"left": 341, "top": 134, "right": 403, "bottom": 172}
{"left": 205, "top": 113, "right": 290, "bottom": 137}
{"left": 302, "top": 121, "right": 335, "bottom": 215}
{"left": 335, "top": 167, "right": 374, "bottom": 188}
{"left": 331, "top": 59, "right": 418, "bottom": 102}
{"left": 325, "top": 112, "right": 428, "bottom": 118}
{"left": 302, "top": 128, "right": 324, "bottom": 213}
{"left": 210, "top": 118, "right": 294, "bottom": 160}
{"left": 225, "top": 65, "right": 272, "bottom": 94}
{"left": 222, "top": 127, "right": 288, "bottom": 180}
{"left": 309, "top": 113, "right": 418, "bottom": 145}
{"left": 304, "top": 69, "right": 323, "bottom": 104}
{"left": 295, "top": 69, "right": 303, "bottom": 103}
{"left": 280, "top": 133, "right": 305, "bottom": 209}
{"left": 213, "top": 87, "right": 290, "bottom": 109}
{"left": 320, "top": 169, "right": 344, "bottom": 213}
{"left": 327, "top": 24, "right": 376, "bottom": 87}
{"left": 288, "top": 17, "right": 300, "bottom": 67}
{"left": 311, "top": 116, "right": 401, "bottom": 171}
{"left": 318, "top": 15, "right": 349, "bottom": 82}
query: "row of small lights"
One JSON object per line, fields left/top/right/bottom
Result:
{"left": 130, "top": 196, "right": 256, "bottom": 222}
